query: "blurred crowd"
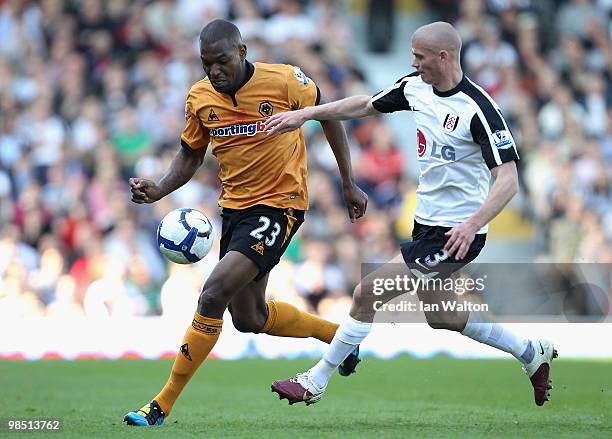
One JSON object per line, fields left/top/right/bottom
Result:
{"left": 449, "top": 0, "right": 612, "bottom": 267}
{"left": 0, "top": 0, "right": 610, "bottom": 320}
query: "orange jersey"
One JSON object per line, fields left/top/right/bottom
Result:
{"left": 181, "top": 62, "right": 318, "bottom": 210}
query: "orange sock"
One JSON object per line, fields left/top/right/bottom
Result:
{"left": 260, "top": 300, "right": 338, "bottom": 343}
{"left": 154, "top": 313, "right": 222, "bottom": 415}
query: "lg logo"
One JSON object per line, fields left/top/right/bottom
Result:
{"left": 431, "top": 142, "right": 456, "bottom": 161}
{"left": 417, "top": 129, "right": 427, "bottom": 157}
{"left": 416, "top": 129, "right": 456, "bottom": 161}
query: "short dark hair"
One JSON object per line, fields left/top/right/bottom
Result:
{"left": 200, "top": 19, "right": 243, "bottom": 47}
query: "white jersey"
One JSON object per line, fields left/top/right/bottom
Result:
{"left": 371, "top": 73, "right": 519, "bottom": 233}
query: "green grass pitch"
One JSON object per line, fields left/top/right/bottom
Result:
{"left": 1, "top": 357, "right": 610, "bottom": 438}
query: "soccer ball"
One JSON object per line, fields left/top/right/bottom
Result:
{"left": 157, "top": 208, "right": 213, "bottom": 264}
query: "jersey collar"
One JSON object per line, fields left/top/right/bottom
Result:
{"left": 226, "top": 60, "right": 254, "bottom": 106}
{"left": 433, "top": 75, "right": 467, "bottom": 97}
{"left": 235, "top": 60, "right": 255, "bottom": 92}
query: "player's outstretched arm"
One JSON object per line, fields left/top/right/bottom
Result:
{"left": 444, "top": 161, "right": 519, "bottom": 259}
{"left": 266, "top": 95, "right": 377, "bottom": 135}
{"left": 320, "top": 118, "right": 368, "bottom": 222}
{"left": 129, "top": 145, "right": 206, "bottom": 204}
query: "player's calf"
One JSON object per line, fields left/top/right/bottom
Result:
{"left": 422, "top": 309, "right": 469, "bottom": 332}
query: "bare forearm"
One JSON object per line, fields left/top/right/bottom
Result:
{"left": 468, "top": 173, "right": 518, "bottom": 229}
{"left": 320, "top": 120, "right": 355, "bottom": 186}
{"left": 304, "top": 95, "right": 375, "bottom": 121}
{"left": 157, "top": 147, "right": 204, "bottom": 198}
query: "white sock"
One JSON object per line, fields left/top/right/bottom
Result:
{"left": 461, "top": 312, "right": 531, "bottom": 362}
{"left": 309, "top": 317, "right": 372, "bottom": 389}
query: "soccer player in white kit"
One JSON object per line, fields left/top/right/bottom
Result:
{"left": 265, "top": 22, "right": 557, "bottom": 407}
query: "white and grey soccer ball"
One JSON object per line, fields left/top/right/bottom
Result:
{"left": 157, "top": 208, "right": 213, "bottom": 264}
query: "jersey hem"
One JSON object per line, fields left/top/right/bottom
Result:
{"left": 414, "top": 215, "right": 488, "bottom": 234}
{"left": 218, "top": 199, "right": 308, "bottom": 212}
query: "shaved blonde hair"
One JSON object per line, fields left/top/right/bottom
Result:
{"left": 412, "top": 22, "right": 462, "bottom": 60}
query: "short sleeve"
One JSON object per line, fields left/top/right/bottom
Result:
{"left": 286, "top": 65, "right": 318, "bottom": 110}
{"left": 180, "top": 94, "right": 210, "bottom": 150}
{"left": 470, "top": 109, "right": 519, "bottom": 170}
{"left": 371, "top": 72, "right": 418, "bottom": 113}
{"left": 461, "top": 79, "right": 519, "bottom": 169}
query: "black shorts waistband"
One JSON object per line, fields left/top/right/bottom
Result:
{"left": 222, "top": 204, "right": 305, "bottom": 216}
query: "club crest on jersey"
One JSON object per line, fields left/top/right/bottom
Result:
{"left": 293, "top": 67, "right": 309, "bottom": 86}
{"left": 492, "top": 130, "right": 513, "bottom": 150}
{"left": 443, "top": 113, "right": 459, "bottom": 132}
{"left": 259, "top": 101, "right": 273, "bottom": 117}
{"left": 209, "top": 121, "right": 266, "bottom": 138}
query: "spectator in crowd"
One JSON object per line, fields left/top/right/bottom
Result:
{"left": 1, "top": 0, "right": 610, "bottom": 319}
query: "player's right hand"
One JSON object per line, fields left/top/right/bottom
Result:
{"left": 265, "top": 109, "right": 309, "bottom": 136}
{"left": 129, "top": 177, "right": 162, "bottom": 204}
{"left": 343, "top": 183, "right": 368, "bottom": 223}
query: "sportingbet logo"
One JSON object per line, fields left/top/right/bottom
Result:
{"left": 210, "top": 121, "right": 266, "bottom": 138}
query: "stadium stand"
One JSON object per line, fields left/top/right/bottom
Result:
{"left": 0, "top": 0, "right": 610, "bottom": 327}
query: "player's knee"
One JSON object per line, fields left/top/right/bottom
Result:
{"left": 198, "top": 278, "right": 231, "bottom": 313}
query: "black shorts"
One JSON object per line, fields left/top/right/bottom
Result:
{"left": 400, "top": 221, "right": 486, "bottom": 278}
{"left": 219, "top": 205, "right": 305, "bottom": 281}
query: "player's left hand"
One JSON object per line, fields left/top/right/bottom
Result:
{"left": 444, "top": 221, "right": 479, "bottom": 260}
{"left": 342, "top": 183, "right": 368, "bottom": 223}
